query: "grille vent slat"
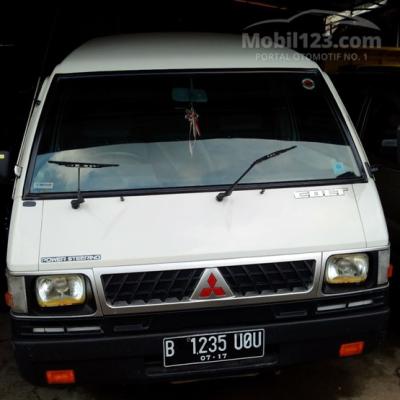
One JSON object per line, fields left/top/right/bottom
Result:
{"left": 219, "top": 260, "right": 315, "bottom": 296}
{"left": 102, "top": 269, "right": 204, "bottom": 306}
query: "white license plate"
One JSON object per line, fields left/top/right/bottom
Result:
{"left": 163, "top": 329, "right": 265, "bottom": 367}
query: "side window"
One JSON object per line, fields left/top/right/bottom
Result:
{"left": 363, "top": 92, "right": 400, "bottom": 169}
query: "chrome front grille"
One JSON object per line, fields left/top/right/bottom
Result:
{"left": 101, "top": 259, "right": 316, "bottom": 307}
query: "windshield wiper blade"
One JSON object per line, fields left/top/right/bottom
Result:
{"left": 48, "top": 161, "right": 119, "bottom": 169}
{"left": 48, "top": 160, "right": 119, "bottom": 209}
{"left": 216, "top": 145, "right": 297, "bottom": 202}
{"left": 335, "top": 171, "right": 357, "bottom": 179}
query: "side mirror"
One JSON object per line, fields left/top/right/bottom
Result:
{"left": 0, "top": 151, "right": 11, "bottom": 183}
{"left": 380, "top": 138, "right": 398, "bottom": 163}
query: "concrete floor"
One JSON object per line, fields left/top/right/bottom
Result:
{"left": 1, "top": 313, "right": 399, "bottom": 400}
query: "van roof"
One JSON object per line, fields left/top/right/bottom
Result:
{"left": 53, "top": 33, "right": 318, "bottom": 74}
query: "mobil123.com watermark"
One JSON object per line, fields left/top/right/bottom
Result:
{"left": 242, "top": 9, "right": 383, "bottom": 62}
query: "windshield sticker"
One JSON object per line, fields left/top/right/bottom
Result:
{"left": 41, "top": 255, "right": 102, "bottom": 264}
{"left": 331, "top": 160, "right": 346, "bottom": 175}
{"left": 301, "top": 78, "right": 315, "bottom": 90}
{"left": 34, "top": 182, "right": 54, "bottom": 190}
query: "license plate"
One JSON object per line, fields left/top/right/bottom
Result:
{"left": 163, "top": 329, "right": 265, "bottom": 367}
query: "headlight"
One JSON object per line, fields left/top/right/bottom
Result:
{"left": 36, "top": 275, "right": 86, "bottom": 307}
{"left": 325, "top": 253, "right": 369, "bottom": 284}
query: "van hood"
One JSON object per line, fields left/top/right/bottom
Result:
{"left": 32, "top": 185, "right": 369, "bottom": 271}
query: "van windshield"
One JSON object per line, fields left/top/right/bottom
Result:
{"left": 29, "top": 71, "right": 362, "bottom": 195}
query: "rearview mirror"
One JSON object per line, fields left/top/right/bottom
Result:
{"left": 0, "top": 151, "right": 11, "bottom": 183}
{"left": 172, "top": 88, "right": 208, "bottom": 103}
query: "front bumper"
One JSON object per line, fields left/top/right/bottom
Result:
{"left": 12, "top": 291, "right": 389, "bottom": 385}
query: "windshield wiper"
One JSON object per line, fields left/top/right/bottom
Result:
{"left": 335, "top": 171, "right": 357, "bottom": 179}
{"left": 216, "top": 146, "right": 297, "bottom": 202}
{"left": 48, "top": 160, "right": 119, "bottom": 209}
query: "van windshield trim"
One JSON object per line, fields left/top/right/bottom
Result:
{"left": 23, "top": 69, "right": 368, "bottom": 199}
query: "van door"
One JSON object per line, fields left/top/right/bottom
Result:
{"left": 360, "top": 89, "right": 400, "bottom": 250}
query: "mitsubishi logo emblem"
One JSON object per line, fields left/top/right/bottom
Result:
{"left": 191, "top": 268, "right": 234, "bottom": 300}
{"left": 200, "top": 273, "right": 225, "bottom": 298}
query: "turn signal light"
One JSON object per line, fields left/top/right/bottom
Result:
{"left": 388, "top": 264, "right": 394, "bottom": 279}
{"left": 339, "top": 341, "right": 364, "bottom": 357}
{"left": 46, "top": 369, "right": 76, "bottom": 384}
{"left": 4, "top": 292, "right": 13, "bottom": 308}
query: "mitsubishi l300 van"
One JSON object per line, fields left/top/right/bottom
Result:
{"left": 2, "top": 33, "right": 391, "bottom": 385}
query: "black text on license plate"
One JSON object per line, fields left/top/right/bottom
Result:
{"left": 163, "top": 329, "right": 265, "bottom": 367}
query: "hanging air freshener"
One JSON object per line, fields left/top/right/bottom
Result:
{"left": 185, "top": 106, "right": 201, "bottom": 156}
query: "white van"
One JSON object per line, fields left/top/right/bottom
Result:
{"left": 2, "top": 33, "right": 391, "bottom": 385}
